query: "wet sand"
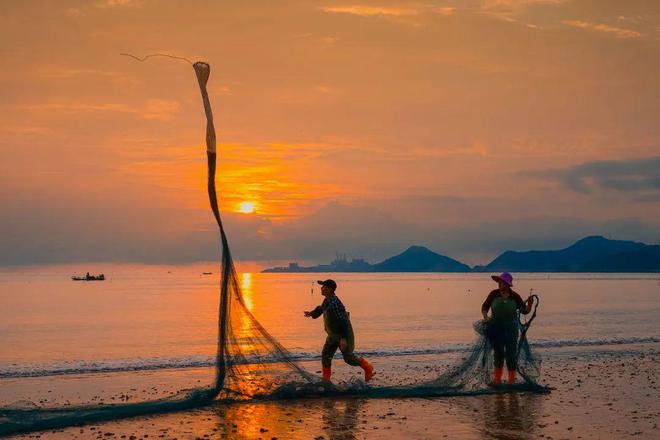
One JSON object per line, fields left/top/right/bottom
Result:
{"left": 3, "top": 343, "right": 659, "bottom": 439}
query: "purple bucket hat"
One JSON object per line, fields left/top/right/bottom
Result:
{"left": 491, "top": 272, "right": 513, "bottom": 287}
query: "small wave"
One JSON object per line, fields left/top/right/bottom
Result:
{"left": 2, "top": 336, "right": 657, "bottom": 379}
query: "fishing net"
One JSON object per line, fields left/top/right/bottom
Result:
{"left": 0, "top": 60, "right": 547, "bottom": 436}
{"left": 417, "top": 295, "right": 543, "bottom": 394}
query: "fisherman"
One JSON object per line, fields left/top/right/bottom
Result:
{"left": 481, "top": 272, "right": 533, "bottom": 385}
{"left": 304, "top": 279, "right": 374, "bottom": 382}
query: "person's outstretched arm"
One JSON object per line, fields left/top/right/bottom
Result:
{"left": 304, "top": 304, "right": 324, "bottom": 318}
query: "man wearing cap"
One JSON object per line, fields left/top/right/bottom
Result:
{"left": 481, "top": 272, "right": 533, "bottom": 385}
{"left": 304, "top": 279, "right": 374, "bottom": 383}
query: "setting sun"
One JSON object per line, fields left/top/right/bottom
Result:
{"left": 238, "top": 202, "right": 256, "bottom": 214}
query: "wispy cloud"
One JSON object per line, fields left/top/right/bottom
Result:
{"left": 474, "top": 0, "right": 566, "bottom": 29}
{"left": 21, "top": 99, "right": 180, "bottom": 121}
{"left": 65, "top": 7, "right": 85, "bottom": 17}
{"left": 483, "top": 0, "right": 566, "bottom": 9}
{"left": 320, "top": 5, "right": 419, "bottom": 18}
{"left": 22, "top": 102, "right": 135, "bottom": 113}
{"left": 142, "top": 99, "right": 180, "bottom": 121}
{"left": 95, "top": 0, "right": 139, "bottom": 8}
{"left": 34, "top": 67, "right": 138, "bottom": 87}
{"left": 116, "top": 141, "right": 345, "bottom": 219}
{"left": 37, "top": 67, "right": 120, "bottom": 79}
{"left": 431, "top": 7, "right": 455, "bottom": 16}
{"left": 525, "top": 157, "right": 660, "bottom": 194}
{"left": 563, "top": 20, "right": 642, "bottom": 39}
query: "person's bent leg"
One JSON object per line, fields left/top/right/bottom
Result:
{"left": 322, "top": 336, "right": 340, "bottom": 381}
{"left": 340, "top": 325, "right": 375, "bottom": 382}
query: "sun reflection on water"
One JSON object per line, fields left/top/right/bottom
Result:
{"left": 240, "top": 272, "right": 254, "bottom": 312}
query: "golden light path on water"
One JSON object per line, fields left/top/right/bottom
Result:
{"left": 241, "top": 272, "right": 254, "bottom": 312}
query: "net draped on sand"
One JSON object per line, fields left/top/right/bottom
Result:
{"left": 0, "top": 60, "right": 548, "bottom": 436}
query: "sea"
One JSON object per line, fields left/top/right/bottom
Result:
{"left": 1, "top": 264, "right": 658, "bottom": 382}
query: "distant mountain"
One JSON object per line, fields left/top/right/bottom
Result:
{"left": 262, "top": 257, "right": 373, "bottom": 273}
{"left": 576, "top": 245, "right": 660, "bottom": 272}
{"left": 372, "top": 245, "right": 470, "bottom": 272}
{"left": 479, "top": 236, "right": 647, "bottom": 272}
{"left": 262, "top": 236, "right": 660, "bottom": 273}
{"left": 263, "top": 246, "right": 471, "bottom": 273}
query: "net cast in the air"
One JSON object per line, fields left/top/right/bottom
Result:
{"left": 0, "top": 59, "right": 548, "bottom": 436}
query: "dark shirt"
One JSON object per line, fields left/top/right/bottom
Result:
{"left": 310, "top": 295, "right": 351, "bottom": 338}
{"left": 481, "top": 289, "right": 528, "bottom": 318}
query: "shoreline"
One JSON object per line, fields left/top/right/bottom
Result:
{"left": 3, "top": 342, "right": 658, "bottom": 439}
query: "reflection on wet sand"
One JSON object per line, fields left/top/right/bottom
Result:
{"left": 210, "top": 398, "right": 365, "bottom": 439}
{"left": 452, "top": 392, "right": 542, "bottom": 439}
{"left": 321, "top": 398, "right": 363, "bottom": 440}
{"left": 213, "top": 402, "right": 282, "bottom": 439}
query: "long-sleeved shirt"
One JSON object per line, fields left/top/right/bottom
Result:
{"left": 309, "top": 294, "right": 351, "bottom": 338}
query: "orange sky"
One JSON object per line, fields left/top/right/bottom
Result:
{"left": 1, "top": 0, "right": 659, "bottom": 265}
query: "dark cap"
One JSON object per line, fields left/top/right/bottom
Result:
{"left": 317, "top": 279, "right": 337, "bottom": 290}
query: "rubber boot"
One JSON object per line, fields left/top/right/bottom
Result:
{"left": 507, "top": 369, "right": 516, "bottom": 384}
{"left": 493, "top": 367, "right": 504, "bottom": 385}
{"left": 359, "top": 358, "right": 374, "bottom": 382}
{"left": 322, "top": 367, "right": 331, "bottom": 382}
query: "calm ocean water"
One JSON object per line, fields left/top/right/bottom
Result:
{"left": 1, "top": 264, "right": 659, "bottom": 379}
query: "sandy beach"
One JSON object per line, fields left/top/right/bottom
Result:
{"left": 3, "top": 342, "right": 658, "bottom": 439}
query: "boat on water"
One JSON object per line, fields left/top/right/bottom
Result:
{"left": 72, "top": 273, "right": 105, "bottom": 281}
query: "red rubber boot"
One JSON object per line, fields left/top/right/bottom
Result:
{"left": 493, "top": 367, "right": 504, "bottom": 385}
{"left": 508, "top": 369, "right": 516, "bottom": 384}
{"left": 322, "top": 367, "right": 331, "bottom": 382}
{"left": 359, "top": 358, "right": 374, "bottom": 382}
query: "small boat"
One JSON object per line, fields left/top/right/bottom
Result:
{"left": 72, "top": 273, "right": 105, "bottom": 281}
{"left": 202, "top": 272, "right": 213, "bottom": 275}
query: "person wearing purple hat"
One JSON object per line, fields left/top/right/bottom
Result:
{"left": 304, "top": 279, "right": 374, "bottom": 383}
{"left": 481, "top": 272, "right": 534, "bottom": 385}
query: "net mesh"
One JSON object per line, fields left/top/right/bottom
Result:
{"left": 0, "top": 61, "right": 547, "bottom": 436}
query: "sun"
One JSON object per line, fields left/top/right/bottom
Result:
{"left": 238, "top": 201, "right": 256, "bottom": 214}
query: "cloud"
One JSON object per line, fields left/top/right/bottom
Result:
{"left": 142, "top": 99, "right": 181, "bottom": 121}
{"left": 253, "top": 202, "right": 660, "bottom": 265}
{"left": 432, "top": 7, "right": 455, "bottom": 16}
{"left": 483, "top": 0, "right": 567, "bottom": 10}
{"left": 20, "top": 99, "right": 180, "bottom": 121}
{"left": 21, "top": 102, "right": 135, "bottom": 114}
{"left": 321, "top": 36, "right": 340, "bottom": 46}
{"left": 96, "top": 0, "right": 139, "bottom": 8}
{"left": 35, "top": 67, "right": 134, "bottom": 83}
{"left": 3, "top": 0, "right": 660, "bottom": 266}
{"left": 527, "top": 156, "right": 660, "bottom": 194}
{"left": 2, "top": 179, "right": 659, "bottom": 265}
{"left": 319, "top": 5, "right": 419, "bottom": 18}
{"left": 65, "top": 8, "right": 85, "bottom": 17}
{"left": 563, "top": 20, "right": 642, "bottom": 38}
